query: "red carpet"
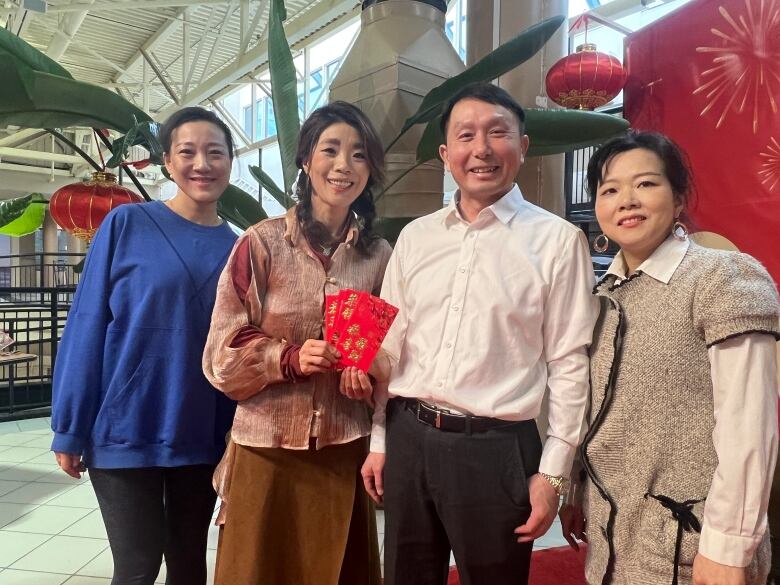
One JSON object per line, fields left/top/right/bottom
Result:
{"left": 447, "top": 545, "right": 587, "bottom": 585}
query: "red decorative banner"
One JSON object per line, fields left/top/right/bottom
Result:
{"left": 623, "top": 0, "right": 780, "bottom": 284}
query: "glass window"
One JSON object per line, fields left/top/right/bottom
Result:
{"left": 265, "top": 98, "right": 277, "bottom": 138}
{"left": 243, "top": 105, "right": 252, "bottom": 138}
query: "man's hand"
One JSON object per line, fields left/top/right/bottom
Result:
{"left": 299, "top": 340, "right": 340, "bottom": 376}
{"left": 515, "top": 473, "right": 559, "bottom": 543}
{"left": 55, "top": 451, "right": 85, "bottom": 479}
{"left": 559, "top": 503, "right": 587, "bottom": 550}
{"left": 361, "top": 452, "right": 386, "bottom": 504}
{"left": 692, "top": 554, "right": 746, "bottom": 585}
{"left": 340, "top": 367, "right": 373, "bottom": 404}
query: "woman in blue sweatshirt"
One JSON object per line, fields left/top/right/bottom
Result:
{"left": 51, "top": 107, "right": 237, "bottom": 585}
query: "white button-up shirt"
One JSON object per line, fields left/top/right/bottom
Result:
{"left": 608, "top": 236, "right": 779, "bottom": 567}
{"left": 371, "top": 184, "right": 598, "bottom": 478}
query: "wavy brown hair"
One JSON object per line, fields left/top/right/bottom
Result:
{"left": 294, "top": 101, "right": 385, "bottom": 256}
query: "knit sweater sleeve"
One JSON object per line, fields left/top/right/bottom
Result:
{"left": 202, "top": 231, "right": 287, "bottom": 401}
{"left": 694, "top": 251, "right": 780, "bottom": 348}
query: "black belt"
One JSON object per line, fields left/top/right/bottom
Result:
{"left": 394, "top": 398, "right": 528, "bottom": 434}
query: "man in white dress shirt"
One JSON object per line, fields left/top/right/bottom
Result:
{"left": 361, "top": 83, "right": 598, "bottom": 585}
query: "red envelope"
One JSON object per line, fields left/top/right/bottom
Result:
{"left": 333, "top": 290, "right": 398, "bottom": 370}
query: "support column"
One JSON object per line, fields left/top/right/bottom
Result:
{"left": 467, "top": 0, "right": 568, "bottom": 217}
{"left": 10, "top": 234, "right": 35, "bottom": 288}
{"left": 42, "top": 211, "right": 59, "bottom": 288}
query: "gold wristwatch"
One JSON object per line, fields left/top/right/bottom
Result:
{"left": 539, "top": 472, "right": 567, "bottom": 497}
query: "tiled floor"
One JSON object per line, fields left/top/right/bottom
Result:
{"left": 0, "top": 417, "right": 566, "bottom": 584}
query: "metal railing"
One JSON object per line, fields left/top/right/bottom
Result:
{"left": 0, "top": 286, "right": 76, "bottom": 419}
{"left": 0, "top": 253, "right": 84, "bottom": 304}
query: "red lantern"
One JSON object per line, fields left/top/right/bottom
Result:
{"left": 49, "top": 171, "right": 144, "bottom": 242}
{"left": 545, "top": 43, "right": 627, "bottom": 110}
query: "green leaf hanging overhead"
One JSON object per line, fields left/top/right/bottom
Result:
{"left": 0, "top": 195, "right": 35, "bottom": 229}
{"left": 0, "top": 28, "right": 73, "bottom": 79}
{"left": 0, "top": 195, "right": 46, "bottom": 237}
{"left": 268, "top": 0, "right": 301, "bottom": 196}
{"left": 0, "top": 52, "right": 153, "bottom": 133}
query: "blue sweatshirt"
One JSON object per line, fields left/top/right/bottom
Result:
{"left": 51, "top": 200, "right": 238, "bottom": 468}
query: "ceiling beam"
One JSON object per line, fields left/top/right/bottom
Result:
{"left": 0, "top": 129, "right": 47, "bottom": 148}
{"left": 45, "top": 1, "right": 94, "bottom": 60}
{"left": 157, "top": 0, "right": 360, "bottom": 119}
{"left": 141, "top": 49, "right": 181, "bottom": 104}
{"left": 48, "top": 0, "right": 237, "bottom": 12}
{"left": 114, "top": 7, "right": 185, "bottom": 85}
{"left": 0, "top": 147, "right": 84, "bottom": 165}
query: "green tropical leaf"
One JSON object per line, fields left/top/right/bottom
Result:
{"left": 249, "top": 165, "right": 296, "bottom": 209}
{"left": 0, "top": 195, "right": 33, "bottom": 229}
{"left": 415, "top": 118, "right": 445, "bottom": 163}
{"left": 388, "top": 15, "right": 566, "bottom": 148}
{"left": 105, "top": 123, "right": 140, "bottom": 168}
{"left": 0, "top": 198, "right": 46, "bottom": 237}
{"left": 268, "top": 0, "right": 301, "bottom": 195}
{"left": 217, "top": 184, "right": 268, "bottom": 230}
{"left": 106, "top": 120, "right": 164, "bottom": 168}
{"left": 0, "top": 28, "right": 72, "bottom": 79}
{"left": 0, "top": 52, "right": 153, "bottom": 132}
{"left": 524, "top": 109, "right": 630, "bottom": 157}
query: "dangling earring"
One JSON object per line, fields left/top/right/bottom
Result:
{"left": 672, "top": 219, "right": 689, "bottom": 241}
{"left": 593, "top": 233, "right": 610, "bottom": 253}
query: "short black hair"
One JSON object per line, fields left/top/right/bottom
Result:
{"left": 160, "top": 106, "right": 235, "bottom": 159}
{"left": 586, "top": 131, "right": 694, "bottom": 213}
{"left": 439, "top": 82, "right": 526, "bottom": 136}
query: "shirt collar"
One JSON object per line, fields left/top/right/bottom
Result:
{"left": 442, "top": 184, "right": 524, "bottom": 227}
{"left": 606, "top": 235, "right": 690, "bottom": 284}
{"left": 283, "top": 205, "right": 359, "bottom": 248}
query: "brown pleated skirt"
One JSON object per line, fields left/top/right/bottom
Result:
{"left": 213, "top": 438, "right": 382, "bottom": 585}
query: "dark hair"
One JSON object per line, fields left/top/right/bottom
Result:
{"left": 439, "top": 82, "right": 526, "bottom": 136}
{"left": 294, "top": 101, "right": 385, "bottom": 256}
{"left": 160, "top": 106, "right": 235, "bottom": 159}
{"left": 586, "top": 131, "right": 695, "bottom": 218}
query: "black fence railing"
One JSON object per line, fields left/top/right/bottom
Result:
{"left": 0, "top": 286, "right": 76, "bottom": 419}
{"left": 0, "top": 253, "right": 84, "bottom": 304}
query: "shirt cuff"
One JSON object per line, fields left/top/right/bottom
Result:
{"left": 538, "top": 436, "right": 576, "bottom": 478}
{"left": 698, "top": 524, "right": 764, "bottom": 567}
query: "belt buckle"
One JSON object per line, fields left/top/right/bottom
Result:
{"left": 435, "top": 410, "right": 441, "bottom": 429}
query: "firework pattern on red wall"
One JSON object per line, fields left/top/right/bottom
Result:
{"left": 623, "top": 0, "right": 780, "bottom": 283}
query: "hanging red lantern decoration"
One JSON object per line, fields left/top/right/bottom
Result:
{"left": 49, "top": 171, "right": 144, "bottom": 242}
{"left": 546, "top": 42, "right": 627, "bottom": 110}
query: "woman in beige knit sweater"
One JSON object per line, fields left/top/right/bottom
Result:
{"left": 560, "top": 131, "right": 779, "bottom": 585}
{"left": 202, "top": 102, "right": 391, "bottom": 585}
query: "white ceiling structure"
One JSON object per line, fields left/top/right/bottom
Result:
{"left": 0, "top": 0, "right": 360, "bottom": 193}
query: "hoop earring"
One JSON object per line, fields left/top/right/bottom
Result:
{"left": 672, "top": 220, "right": 689, "bottom": 241}
{"left": 593, "top": 233, "right": 609, "bottom": 253}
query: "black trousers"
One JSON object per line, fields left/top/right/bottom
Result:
{"left": 89, "top": 465, "right": 217, "bottom": 585}
{"left": 383, "top": 399, "right": 542, "bottom": 585}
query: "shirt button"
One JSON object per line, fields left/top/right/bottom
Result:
{"left": 437, "top": 381, "right": 443, "bottom": 387}
{"left": 459, "top": 267, "right": 466, "bottom": 273}
{"left": 469, "top": 233, "right": 475, "bottom": 239}
{"left": 452, "top": 306, "right": 459, "bottom": 312}
{"left": 446, "top": 342, "right": 452, "bottom": 348}
{"left": 313, "top": 410, "right": 321, "bottom": 417}
{"left": 326, "top": 277, "right": 337, "bottom": 284}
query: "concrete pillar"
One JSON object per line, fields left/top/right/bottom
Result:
{"left": 467, "top": 0, "right": 569, "bottom": 217}
{"left": 10, "top": 234, "right": 36, "bottom": 288}
{"left": 42, "top": 211, "right": 59, "bottom": 288}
